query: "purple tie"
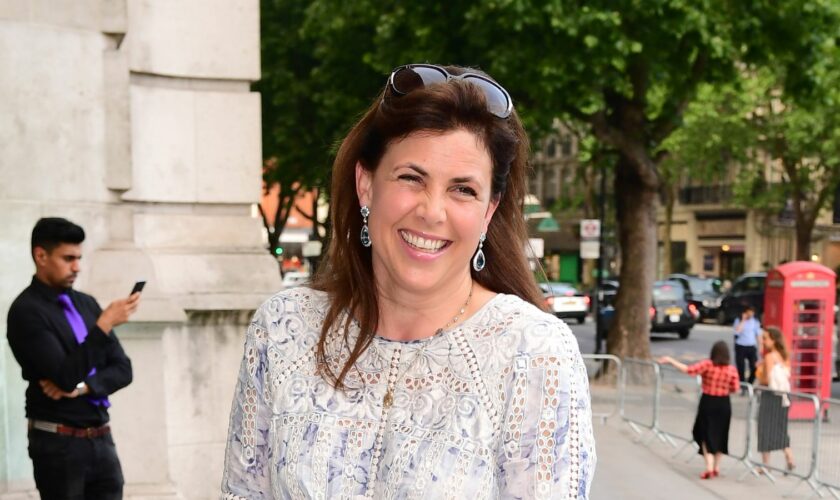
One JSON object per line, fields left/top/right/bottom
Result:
{"left": 57, "top": 293, "right": 110, "bottom": 408}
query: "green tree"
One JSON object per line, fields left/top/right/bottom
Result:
{"left": 667, "top": 49, "right": 840, "bottom": 264}
{"left": 656, "top": 79, "right": 757, "bottom": 276}
{"left": 736, "top": 61, "right": 840, "bottom": 261}
{"left": 459, "top": 1, "right": 837, "bottom": 358}
{"left": 257, "top": 0, "right": 384, "bottom": 257}
{"left": 272, "top": 0, "right": 837, "bottom": 358}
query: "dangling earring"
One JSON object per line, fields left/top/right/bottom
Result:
{"left": 360, "top": 206, "right": 372, "bottom": 247}
{"left": 472, "top": 233, "right": 486, "bottom": 272}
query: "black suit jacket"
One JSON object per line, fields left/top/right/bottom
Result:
{"left": 6, "top": 276, "right": 133, "bottom": 427}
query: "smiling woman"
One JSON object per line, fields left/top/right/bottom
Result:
{"left": 222, "top": 64, "right": 596, "bottom": 499}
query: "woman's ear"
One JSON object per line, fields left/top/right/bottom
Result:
{"left": 356, "top": 161, "right": 373, "bottom": 207}
{"left": 483, "top": 195, "right": 500, "bottom": 230}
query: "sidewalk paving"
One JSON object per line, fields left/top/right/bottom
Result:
{"left": 591, "top": 418, "right": 812, "bottom": 499}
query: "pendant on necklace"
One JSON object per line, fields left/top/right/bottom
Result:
{"left": 383, "top": 390, "right": 394, "bottom": 409}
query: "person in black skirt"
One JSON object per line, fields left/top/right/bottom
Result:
{"left": 659, "top": 341, "right": 740, "bottom": 479}
{"left": 756, "top": 326, "right": 795, "bottom": 472}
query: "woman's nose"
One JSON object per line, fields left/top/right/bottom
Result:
{"left": 417, "top": 192, "right": 447, "bottom": 224}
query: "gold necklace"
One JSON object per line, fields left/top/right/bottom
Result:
{"left": 382, "top": 282, "right": 474, "bottom": 409}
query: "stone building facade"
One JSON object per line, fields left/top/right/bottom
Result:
{"left": 0, "top": 1, "right": 277, "bottom": 498}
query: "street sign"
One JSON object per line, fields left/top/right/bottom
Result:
{"left": 580, "top": 240, "right": 600, "bottom": 259}
{"left": 580, "top": 219, "right": 601, "bottom": 239}
{"left": 302, "top": 240, "right": 323, "bottom": 257}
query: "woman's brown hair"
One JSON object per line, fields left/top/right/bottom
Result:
{"left": 764, "top": 326, "right": 789, "bottom": 362}
{"left": 310, "top": 65, "right": 544, "bottom": 389}
{"left": 710, "top": 340, "right": 731, "bottom": 366}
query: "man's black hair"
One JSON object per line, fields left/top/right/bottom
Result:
{"left": 31, "top": 217, "right": 85, "bottom": 257}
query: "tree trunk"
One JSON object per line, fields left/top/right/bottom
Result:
{"left": 607, "top": 154, "right": 657, "bottom": 360}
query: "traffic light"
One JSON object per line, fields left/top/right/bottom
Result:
{"left": 274, "top": 246, "right": 284, "bottom": 256}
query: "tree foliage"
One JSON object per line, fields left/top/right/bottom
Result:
{"left": 261, "top": 0, "right": 839, "bottom": 357}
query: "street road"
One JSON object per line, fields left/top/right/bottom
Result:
{"left": 567, "top": 318, "right": 840, "bottom": 399}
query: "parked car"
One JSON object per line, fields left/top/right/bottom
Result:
{"left": 540, "top": 282, "right": 590, "bottom": 324}
{"left": 666, "top": 273, "right": 723, "bottom": 321}
{"left": 650, "top": 280, "right": 697, "bottom": 339}
{"left": 716, "top": 272, "right": 767, "bottom": 325}
{"left": 281, "top": 271, "right": 310, "bottom": 288}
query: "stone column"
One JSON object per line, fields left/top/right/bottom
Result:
{"left": 0, "top": 1, "right": 276, "bottom": 498}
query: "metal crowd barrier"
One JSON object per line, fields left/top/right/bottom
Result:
{"left": 593, "top": 357, "right": 839, "bottom": 497}
{"left": 580, "top": 354, "right": 622, "bottom": 423}
{"left": 619, "top": 358, "right": 669, "bottom": 444}
{"left": 743, "top": 387, "right": 821, "bottom": 497}
{"left": 725, "top": 382, "right": 756, "bottom": 476}
{"left": 815, "top": 397, "right": 840, "bottom": 498}
{"left": 655, "top": 364, "right": 701, "bottom": 450}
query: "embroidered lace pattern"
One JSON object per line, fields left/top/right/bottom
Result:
{"left": 221, "top": 287, "right": 596, "bottom": 499}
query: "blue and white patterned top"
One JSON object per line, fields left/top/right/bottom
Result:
{"left": 222, "top": 287, "right": 596, "bottom": 499}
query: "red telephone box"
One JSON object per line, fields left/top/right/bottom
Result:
{"left": 763, "top": 262, "right": 835, "bottom": 419}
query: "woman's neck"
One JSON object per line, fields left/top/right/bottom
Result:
{"left": 374, "top": 277, "right": 492, "bottom": 341}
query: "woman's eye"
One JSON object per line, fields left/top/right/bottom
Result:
{"left": 454, "top": 186, "right": 477, "bottom": 197}
{"left": 398, "top": 174, "right": 421, "bottom": 183}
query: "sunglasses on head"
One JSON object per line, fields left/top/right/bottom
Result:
{"left": 386, "top": 64, "right": 513, "bottom": 119}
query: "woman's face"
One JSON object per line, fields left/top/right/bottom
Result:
{"left": 356, "top": 128, "right": 498, "bottom": 295}
{"left": 762, "top": 331, "right": 774, "bottom": 351}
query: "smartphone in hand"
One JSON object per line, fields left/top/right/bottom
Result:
{"left": 130, "top": 280, "right": 146, "bottom": 296}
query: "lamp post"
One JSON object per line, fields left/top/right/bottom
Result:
{"left": 594, "top": 165, "right": 606, "bottom": 354}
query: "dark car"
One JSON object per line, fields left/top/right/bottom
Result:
{"left": 666, "top": 273, "right": 723, "bottom": 321}
{"left": 590, "top": 279, "right": 620, "bottom": 311}
{"left": 716, "top": 272, "right": 767, "bottom": 325}
{"left": 650, "top": 280, "right": 696, "bottom": 339}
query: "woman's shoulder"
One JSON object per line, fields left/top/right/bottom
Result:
{"left": 250, "top": 286, "right": 329, "bottom": 341}
{"left": 764, "top": 350, "right": 782, "bottom": 363}
{"left": 467, "top": 293, "right": 582, "bottom": 360}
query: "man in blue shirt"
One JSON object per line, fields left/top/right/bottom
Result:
{"left": 733, "top": 306, "right": 761, "bottom": 384}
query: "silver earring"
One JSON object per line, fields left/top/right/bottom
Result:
{"left": 360, "top": 206, "right": 372, "bottom": 247}
{"left": 472, "top": 233, "right": 486, "bottom": 272}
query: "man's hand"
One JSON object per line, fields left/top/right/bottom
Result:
{"left": 39, "top": 379, "right": 80, "bottom": 400}
{"left": 96, "top": 293, "right": 141, "bottom": 334}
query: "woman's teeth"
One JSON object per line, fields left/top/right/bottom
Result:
{"left": 400, "top": 231, "right": 446, "bottom": 251}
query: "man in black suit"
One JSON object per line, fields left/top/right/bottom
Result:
{"left": 7, "top": 218, "right": 140, "bottom": 499}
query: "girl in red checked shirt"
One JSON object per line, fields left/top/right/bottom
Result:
{"left": 659, "top": 340, "right": 740, "bottom": 479}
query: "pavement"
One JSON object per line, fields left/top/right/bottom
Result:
{"left": 591, "top": 418, "right": 815, "bottom": 499}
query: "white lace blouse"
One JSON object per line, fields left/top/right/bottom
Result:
{"left": 221, "top": 287, "right": 596, "bottom": 499}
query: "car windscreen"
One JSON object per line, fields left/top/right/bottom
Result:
{"left": 653, "top": 283, "right": 683, "bottom": 301}
{"left": 688, "top": 278, "right": 721, "bottom": 295}
{"left": 544, "top": 284, "right": 577, "bottom": 296}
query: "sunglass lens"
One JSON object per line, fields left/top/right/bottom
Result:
{"left": 392, "top": 66, "right": 448, "bottom": 95}
{"left": 465, "top": 76, "right": 511, "bottom": 118}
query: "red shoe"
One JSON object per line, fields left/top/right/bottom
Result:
{"left": 712, "top": 470, "right": 720, "bottom": 477}
{"left": 700, "top": 471, "right": 713, "bottom": 480}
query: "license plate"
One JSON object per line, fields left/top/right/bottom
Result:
{"left": 669, "top": 314, "right": 680, "bottom": 322}
{"left": 665, "top": 307, "right": 682, "bottom": 315}
{"left": 563, "top": 299, "right": 577, "bottom": 305}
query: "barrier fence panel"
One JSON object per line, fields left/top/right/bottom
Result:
{"left": 747, "top": 387, "right": 821, "bottom": 495}
{"left": 620, "top": 358, "right": 662, "bottom": 442}
{"left": 581, "top": 354, "right": 622, "bottom": 423}
{"left": 587, "top": 356, "right": 840, "bottom": 497}
{"left": 726, "top": 382, "right": 755, "bottom": 476}
{"left": 656, "top": 364, "right": 701, "bottom": 450}
{"left": 816, "top": 397, "right": 840, "bottom": 498}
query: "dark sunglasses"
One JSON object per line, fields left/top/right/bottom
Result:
{"left": 386, "top": 64, "right": 513, "bottom": 119}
